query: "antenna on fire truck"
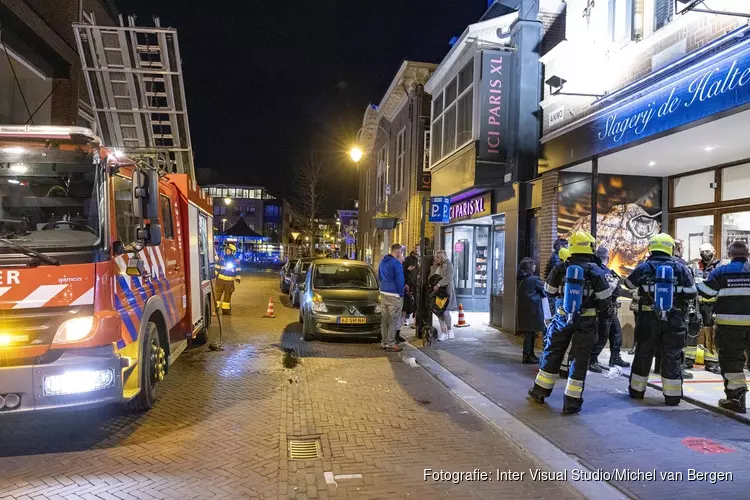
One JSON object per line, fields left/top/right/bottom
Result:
{"left": 72, "top": 14, "right": 196, "bottom": 180}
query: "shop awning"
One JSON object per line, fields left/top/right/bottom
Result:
{"left": 220, "top": 219, "right": 266, "bottom": 240}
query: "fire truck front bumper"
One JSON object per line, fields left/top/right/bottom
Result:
{"left": 0, "top": 345, "right": 123, "bottom": 414}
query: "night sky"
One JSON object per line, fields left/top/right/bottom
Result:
{"left": 114, "top": 1, "right": 485, "bottom": 211}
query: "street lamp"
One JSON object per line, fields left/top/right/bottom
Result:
{"left": 349, "top": 147, "right": 363, "bottom": 163}
{"left": 221, "top": 218, "right": 228, "bottom": 232}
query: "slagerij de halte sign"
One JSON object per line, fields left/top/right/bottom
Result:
{"left": 478, "top": 50, "right": 512, "bottom": 163}
{"left": 545, "top": 34, "right": 750, "bottom": 169}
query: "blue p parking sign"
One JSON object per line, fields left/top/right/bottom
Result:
{"left": 429, "top": 197, "right": 450, "bottom": 224}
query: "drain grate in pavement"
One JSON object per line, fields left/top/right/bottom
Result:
{"left": 288, "top": 439, "right": 322, "bottom": 460}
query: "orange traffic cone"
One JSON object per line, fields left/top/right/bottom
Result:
{"left": 454, "top": 303, "right": 469, "bottom": 328}
{"left": 264, "top": 297, "right": 276, "bottom": 318}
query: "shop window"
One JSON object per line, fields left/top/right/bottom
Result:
{"left": 721, "top": 211, "right": 750, "bottom": 260}
{"left": 452, "top": 226, "right": 474, "bottom": 296}
{"left": 475, "top": 227, "right": 489, "bottom": 296}
{"left": 675, "top": 215, "right": 713, "bottom": 263}
{"left": 721, "top": 163, "right": 750, "bottom": 202}
{"left": 395, "top": 128, "right": 406, "bottom": 192}
{"left": 492, "top": 222, "right": 505, "bottom": 296}
{"left": 673, "top": 171, "right": 715, "bottom": 208}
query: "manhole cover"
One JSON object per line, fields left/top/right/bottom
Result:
{"left": 288, "top": 439, "right": 322, "bottom": 460}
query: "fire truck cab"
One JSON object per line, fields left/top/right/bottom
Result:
{"left": 0, "top": 126, "right": 214, "bottom": 413}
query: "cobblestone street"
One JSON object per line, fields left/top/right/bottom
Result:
{"left": 0, "top": 274, "right": 581, "bottom": 500}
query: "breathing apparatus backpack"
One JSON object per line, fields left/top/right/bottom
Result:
{"left": 562, "top": 264, "right": 586, "bottom": 324}
{"left": 645, "top": 262, "right": 676, "bottom": 321}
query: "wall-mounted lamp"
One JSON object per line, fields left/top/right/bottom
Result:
{"left": 545, "top": 75, "right": 605, "bottom": 99}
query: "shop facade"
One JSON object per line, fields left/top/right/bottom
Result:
{"left": 537, "top": 3, "right": 750, "bottom": 345}
{"left": 425, "top": 0, "right": 558, "bottom": 332}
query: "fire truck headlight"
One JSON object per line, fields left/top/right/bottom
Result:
{"left": 53, "top": 316, "right": 96, "bottom": 344}
{"left": 43, "top": 368, "right": 116, "bottom": 396}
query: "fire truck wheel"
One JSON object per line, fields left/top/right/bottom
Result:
{"left": 129, "top": 322, "right": 164, "bottom": 412}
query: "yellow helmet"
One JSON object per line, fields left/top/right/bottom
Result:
{"left": 558, "top": 247, "right": 571, "bottom": 261}
{"left": 568, "top": 231, "right": 595, "bottom": 255}
{"left": 649, "top": 233, "right": 675, "bottom": 256}
{"left": 224, "top": 243, "right": 237, "bottom": 254}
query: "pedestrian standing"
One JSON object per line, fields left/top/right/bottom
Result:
{"left": 378, "top": 243, "right": 406, "bottom": 352}
{"left": 697, "top": 240, "right": 750, "bottom": 413}
{"left": 528, "top": 231, "right": 613, "bottom": 414}
{"left": 625, "top": 233, "right": 696, "bottom": 406}
{"left": 517, "top": 257, "right": 545, "bottom": 364}
{"left": 430, "top": 250, "right": 457, "bottom": 341}
{"left": 401, "top": 248, "right": 420, "bottom": 330}
{"left": 695, "top": 243, "right": 721, "bottom": 373}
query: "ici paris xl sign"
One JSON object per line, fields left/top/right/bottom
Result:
{"left": 478, "top": 50, "right": 512, "bottom": 163}
{"left": 545, "top": 32, "right": 750, "bottom": 168}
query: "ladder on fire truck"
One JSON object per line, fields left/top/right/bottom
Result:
{"left": 72, "top": 14, "right": 195, "bottom": 179}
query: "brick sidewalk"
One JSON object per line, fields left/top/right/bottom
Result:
{"left": 414, "top": 317, "right": 750, "bottom": 499}
{"left": 0, "top": 275, "right": 581, "bottom": 500}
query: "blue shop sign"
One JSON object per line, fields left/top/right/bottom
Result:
{"left": 429, "top": 197, "right": 451, "bottom": 224}
{"left": 544, "top": 33, "right": 750, "bottom": 169}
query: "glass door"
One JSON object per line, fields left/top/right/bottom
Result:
{"left": 674, "top": 214, "right": 714, "bottom": 265}
{"left": 474, "top": 227, "right": 489, "bottom": 297}
{"left": 452, "top": 226, "right": 474, "bottom": 296}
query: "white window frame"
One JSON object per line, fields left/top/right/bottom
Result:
{"left": 376, "top": 145, "right": 386, "bottom": 204}
{"left": 429, "top": 58, "right": 475, "bottom": 168}
{"left": 395, "top": 128, "right": 406, "bottom": 193}
{"left": 608, "top": 0, "right": 634, "bottom": 47}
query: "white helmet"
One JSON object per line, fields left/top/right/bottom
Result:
{"left": 699, "top": 243, "right": 715, "bottom": 254}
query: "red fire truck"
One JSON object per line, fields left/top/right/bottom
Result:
{"left": 0, "top": 125, "right": 214, "bottom": 413}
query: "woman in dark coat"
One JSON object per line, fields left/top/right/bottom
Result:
{"left": 517, "top": 257, "right": 546, "bottom": 364}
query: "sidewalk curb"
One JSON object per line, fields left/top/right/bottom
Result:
{"left": 404, "top": 342, "right": 632, "bottom": 500}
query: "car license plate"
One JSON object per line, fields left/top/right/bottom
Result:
{"left": 338, "top": 317, "right": 366, "bottom": 324}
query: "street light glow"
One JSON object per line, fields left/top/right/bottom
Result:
{"left": 224, "top": 196, "right": 232, "bottom": 205}
{"left": 349, "top": 147, "right": 364, "bottom": 163}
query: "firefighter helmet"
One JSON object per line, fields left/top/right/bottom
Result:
{"left": 649, "top": 233, "right": 675, "bottom": 256}
{"left": 559, "top": 247, "right": 571, "bottom": 262}
{"left": 224, "top": 242, "right": 237, "bottom": 254}
{"left": 568, "top": 231, "right": 596, "bottom": 255}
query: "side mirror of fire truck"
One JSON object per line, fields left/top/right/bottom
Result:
{"left": 131, "top": 168, "right": 162, "bottom": 247}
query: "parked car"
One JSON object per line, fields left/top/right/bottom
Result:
{"left": 299, "top": 259, "right": 381, "bottom": 341}
{"left": 289, "top": 257, "right": 315, "bottom": 307}
{"left": 280, "top": 260, "right": 292, "bottom": 293}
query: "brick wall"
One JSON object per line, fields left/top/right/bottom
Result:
{"left": 539, "top": 170, "right": 560, "bottom": 269}
{"left": 538, "top": 6, "right": 566, "bottom": 57}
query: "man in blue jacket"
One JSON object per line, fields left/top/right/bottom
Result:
{"left": 379, "top": 243, "right": 405, "bottom": 352}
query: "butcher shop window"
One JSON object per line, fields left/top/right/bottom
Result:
{"left": 673, "top": 171, "right": 715, "bottom": 208}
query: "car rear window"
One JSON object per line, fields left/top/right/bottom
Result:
{"left": 313, "top": 263, "right": 378, "bottom": 290}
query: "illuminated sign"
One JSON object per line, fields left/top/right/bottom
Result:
{"left": 545, "top": 33, "right": 750, "bottom": 169}
{"left": 450, "top": 192, "right": 492, "bottom": 222}
{"left": 478, "top": 50, "right": 512, "bottom": 163}
{"left": 429, "top": 197, "right": 451, "bottom": 224}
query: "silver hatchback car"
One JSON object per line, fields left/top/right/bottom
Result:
{"left": 299, "top": 259, "right": 382, "bottom": 341}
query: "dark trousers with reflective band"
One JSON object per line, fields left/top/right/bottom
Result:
{"left": 590, "top": 313, "right": 623, "bottom": 363}
{"left": 629, "top": 310, "right": 686, "bottom": 404}
{"left": 532, "top": 314, "right": 598, "bottom": 411}
{"left": 716, "top": 324, "right": 750, "bottom": 400}
{"left": 215, "top": 278, "right": 236, "bottom": 311}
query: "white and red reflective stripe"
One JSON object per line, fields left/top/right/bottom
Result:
{"left": 13, "top": 284, "right": 67, "bottom": 309}
{"left": 147, "top": 247, "right": 162, "bottom": 277}
{"left": 154, "top": 246, "right": 167, "bottom": 275}
{"left": 70, "top": 287, "right": 95, "bottom": 306}
{"left": 0, "top": 287, "right": 11, "bottom": 297}
{"left": 139, "top": 250, "right": 152, "bottom": 275}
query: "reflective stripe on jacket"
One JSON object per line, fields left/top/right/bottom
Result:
{"left": 698, "top": 258, "right": 750, "bottom": 325}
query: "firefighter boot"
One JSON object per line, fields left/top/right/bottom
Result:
{"left": 719, "top": 393, "right": 747, "bottom": 414}
{"left": 588, "top": 360, "right": 603, "bottom": 373}
{"left": 609, "top": 354, "right": 631, "bottom": 368}
{"left": 527, "top": 388, "right": 546, "bottom": 404}
{"left": 562, "top": 395, "right": 583, "bottom": 415}
{"left": 222, "top": 302, "right": 232, "bottom": 315}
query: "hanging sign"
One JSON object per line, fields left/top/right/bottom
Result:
{"left": 429, "top": 197, "right": 451, "bottom": 224}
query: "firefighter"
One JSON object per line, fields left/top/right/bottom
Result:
{"left": 588, "top": 246, "right": 630, "bottom": 373}
{"left": 554, "top": 247, "right": 572, "bottom": 378}
{"left": 694, "top": 243, "right": 721, "bottom": 373}
{"left": 673, "top": 239, "right": 697, "bottom": 379}
{"left": 529, "top": 231, "right": 613, "bottom": 414}
{"left": 626, "top": 233, "right": 696, "bottom": 406}
{"left": 697, "top": 240, "right": 750, "bottom": 413}
{"left": 214, "top": 242, "right": 241, "bottom": 314}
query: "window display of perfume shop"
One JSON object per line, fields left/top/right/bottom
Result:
{"left": 440, "top": 191, "right": 502, "bottom": 313}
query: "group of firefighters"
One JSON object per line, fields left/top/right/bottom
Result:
{"left": 529, "top": 230, "right": 750, "bottom": 415}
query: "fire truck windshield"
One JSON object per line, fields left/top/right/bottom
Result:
{"left": 0, "top": 152, "right": 104, "bottom": 253}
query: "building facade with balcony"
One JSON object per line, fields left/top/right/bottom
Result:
{"left": 536, "top": 0, "right": 750, "bottom": 346}
{"left": 356, "top": 61, "right": 436, "bottom": 266}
